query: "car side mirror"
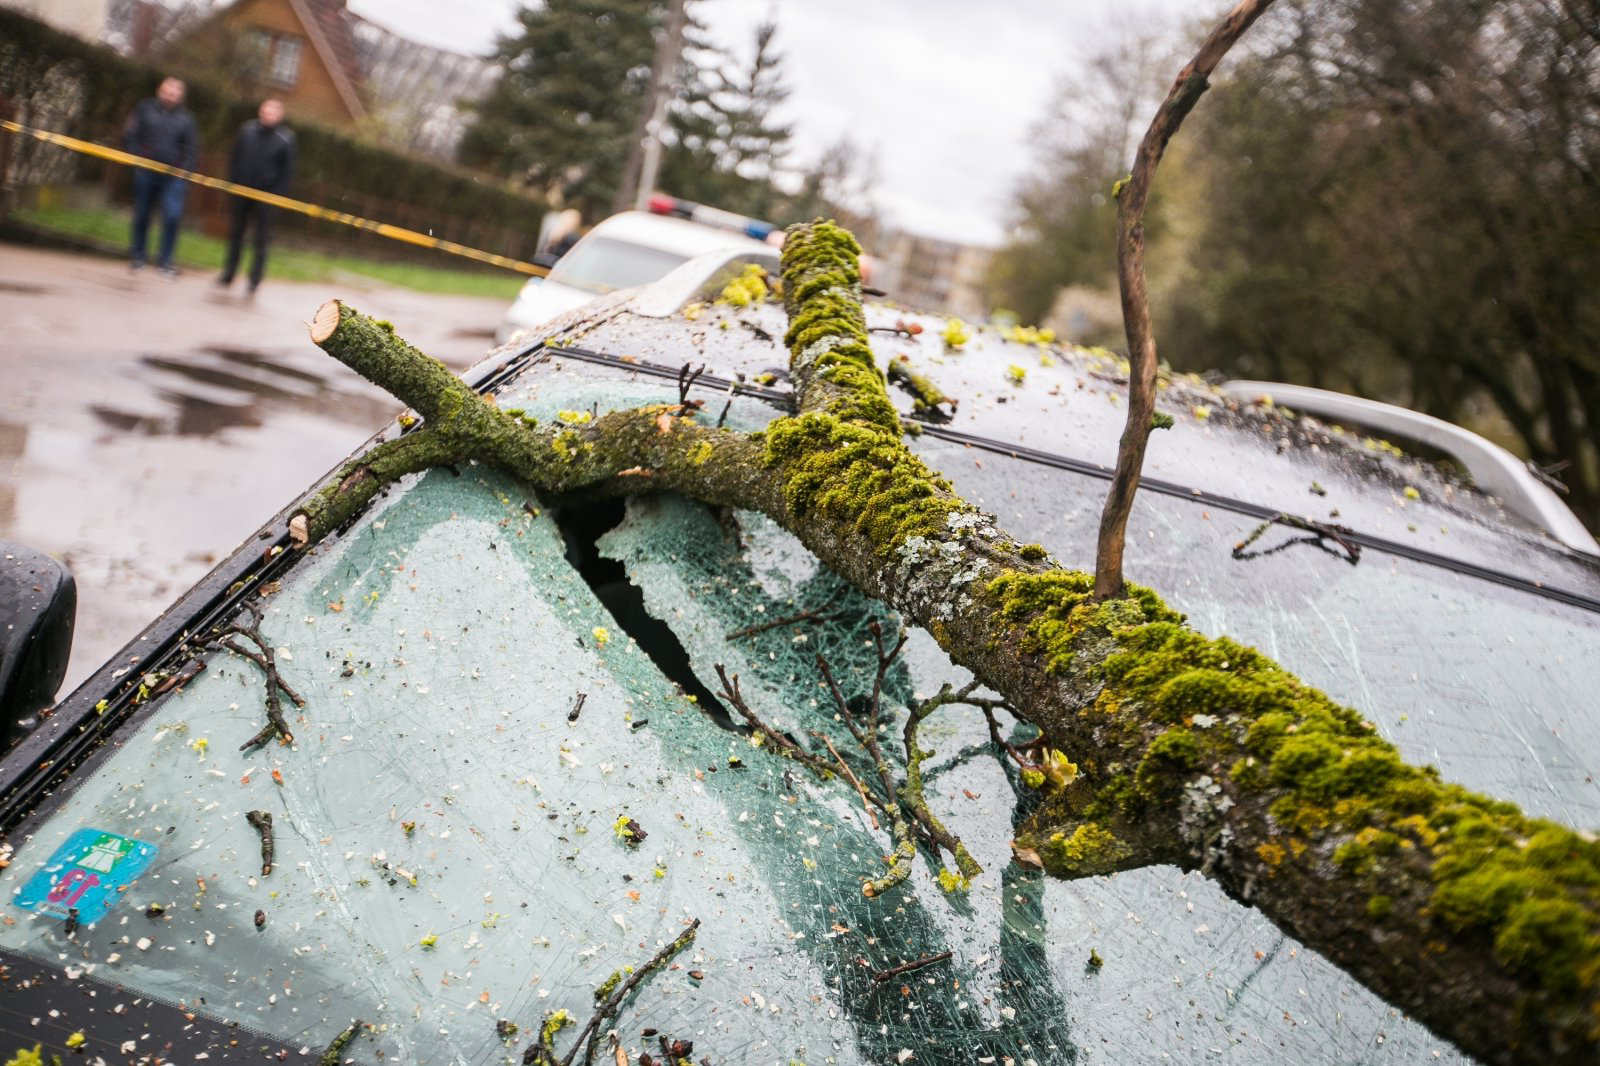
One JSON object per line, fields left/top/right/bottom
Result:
{"left": 0, "top": 543, "right": 76, "bottom": 738}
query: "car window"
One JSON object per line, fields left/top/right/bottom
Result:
{"left": 3, "top": 367, "right": 1597, "bottom": 1063}
{"left": 548, "top": 235, "right": 693, "bottom": 294}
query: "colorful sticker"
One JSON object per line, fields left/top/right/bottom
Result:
{"left": 13, "top": 829, "right": 159, "bottom": 926}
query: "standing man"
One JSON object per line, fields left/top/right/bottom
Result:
{"left": 123, "top": 76, "right": 197, "bottom": 278}
{"left": 218, "top": 99, "right": 296, "bottom": 296}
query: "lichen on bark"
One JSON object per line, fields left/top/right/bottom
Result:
{"left": 291, "top": 221, "right": 1600, "bottom": 1065}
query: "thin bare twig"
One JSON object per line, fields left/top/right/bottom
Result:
{"left": 209, "top": 602, "right": 300, "bottom": 749}
{"left": 811, "top": 730, "right": 883, "bottom": 828}
{"left": 1233, "top": 512, "right": 1362, "bottom": 564}
{"left": 1094, "top": 0, "right": 1279, "bottom": 599}
{"left": 676, "top": 362, "right": 706, "bottom": 410}
{"left": 245, "top": 810, "right": 274, "bottom": 876}
{"left": 724, "top": 586, "right": 847, "bottom": 640}
{"left": 816, "top": 655, "right": 916, "bottom": 896}
{"left": 872, "top": 950, "right": 953, "bottom": 984}
{"left": 713, "top": 666, "right": 838, "bottom": 782}
{"left": 549, "top": 919, "right": 699, "bottom": 1066}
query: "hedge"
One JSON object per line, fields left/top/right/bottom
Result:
{"left": 0, "top": 8, "right": 545, "bottom": 265}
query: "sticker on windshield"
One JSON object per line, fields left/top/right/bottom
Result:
{"left": 13, "top": 829, "right": 159, "bottom": 927}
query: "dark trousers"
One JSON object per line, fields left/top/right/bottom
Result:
{"left": 221, "top": 197, "right": 275, "bottom": 287}
{"left": 129, "top": 169, "right": 186, "bottom": 268}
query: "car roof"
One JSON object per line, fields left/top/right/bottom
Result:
{"left": 584, "top": 210, "right": 774, "bottom": 257}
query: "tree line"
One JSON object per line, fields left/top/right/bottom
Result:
{"left": 990, "top": 0, "right": 1600, "bottom": 529}
{"left": 458, "top": 0, "right": 881, "bottom": 240}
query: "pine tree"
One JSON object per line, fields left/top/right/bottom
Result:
{"left": 459, "top": 0, "right": 661, "bottom": 217}
{"left": 659, "top": 21, "right": 794, "bottom": 218}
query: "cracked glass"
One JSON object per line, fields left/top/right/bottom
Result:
{"left": 0, "top": 366, "right": 1595, "bottom": 1064}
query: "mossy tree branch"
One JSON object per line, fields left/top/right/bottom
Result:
{"left": 1094, "top": 0, "right": 1278, "bottom": 599}
{"left": 292, "top": 220, "right": 1599, "bottom": 1062}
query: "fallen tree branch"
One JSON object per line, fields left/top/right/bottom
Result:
{"left": 288, "top": 221, "right": 1600, "bottom": 1062}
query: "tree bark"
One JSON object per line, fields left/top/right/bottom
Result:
{"left": 294, "top": 221, "right": 1600, "bottom": 1065}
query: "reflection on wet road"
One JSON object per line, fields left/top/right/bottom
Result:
{"left": 89, "top": 347, "right": 397, "bottom": 438}
{"left": 0, "top": 244, "right": 510, "bottom": 693}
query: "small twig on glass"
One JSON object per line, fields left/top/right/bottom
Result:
{"left": 810, "top": 729, "right": 884, "bottom": 829}
{"left": 901, "top": 689, "right": 982, "bottom": 881}
{"left": 568, "top": 692, "right": 587, "bottom": 723}
{"left": 872, "top": 950, "right": 953, "bottom": 984}
{"left": 245, "top": 809, "right": 275, "bottom": 876}
{"left": 724, "top": 586, "right": 847, "bottom": 640}
{"left": 675, "top": 362, "right": 706, "bottom": 411}
{"left": 538, "top": 919, "right": 699, "bottom": 1066}
{"left": 713, "top": 666, "right": 837, "bottom": 782}
{"left": 318, "top": 1019, "right": 365, "bottom": 1066}
{"left": 816, "top": 655, "right": 915, "bottom": 896}
{"left": 209, "top": 602, "right": 299, "bottom": 750}
{"left": 1233, "top": 512, "right": 1362, "bottom": 564}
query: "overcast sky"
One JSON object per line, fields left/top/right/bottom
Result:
{"left": 347, "top": 0, "right": 1212, "bottom": 246}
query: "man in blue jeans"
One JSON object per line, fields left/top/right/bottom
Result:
{"left": 123, "top": 77, "right": 198, "bottom": 278}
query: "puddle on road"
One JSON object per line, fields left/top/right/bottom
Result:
{"left": 89, "top": 347, "right": 396, "bottom": 438}
{"left": 0, "top": 342, "right": 404, "bottom": 692}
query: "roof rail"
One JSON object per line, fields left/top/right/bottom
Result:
{"left": 1220, "top": 381, "right": 1599, "bottom": 558}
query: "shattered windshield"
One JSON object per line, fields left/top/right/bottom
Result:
{"left": 1, "top": 370, "right": 1597, "bottom": 1064}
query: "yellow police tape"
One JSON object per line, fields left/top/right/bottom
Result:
{"left": 1, "top": 119, "right": 549, "bottom": 277}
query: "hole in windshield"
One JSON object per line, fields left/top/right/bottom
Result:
{"left": 552, "top": 497, "right": 733, "bottom": 727}
{"left": 548, "top": 236, "right": 692, "bottom": 295}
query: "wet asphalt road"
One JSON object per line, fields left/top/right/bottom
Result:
{"left": 0, "top": 243, "right": 514, "bottom": 692}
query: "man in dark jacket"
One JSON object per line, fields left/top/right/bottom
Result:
{"left": 218, "top": 98, "right": 296, "bottom": 295}
{"left": 123, "top": 76, "right": 198, "bottom": 278}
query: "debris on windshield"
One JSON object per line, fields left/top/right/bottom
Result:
{"left": 206, "top": 601, "right": 300, "bottom": 750}
{"left": 872, "top": 950, "right": 953, "bottom": 984}
{"left": 941, "top": 317, "right": 971, "bottom": 350}
{"left": 525, "top": 920, "right": 700, "bottom": 1066}
{"left": 317, "top": 1019, "right": 365, "bottom": 1066}
{"left": 885, "top": 359, "right": 957, "bottom": 423}
{"left": 716, "top": 263, "right": 771, "bottom": 307}
{"left": 737, "top": 318, "right": 775, "bottom": 343}
{"left": 612, "top": 816, "right": 647, "bottom": 845}
{"left": 1232, "top": 512, "right": 1362, "bottom": 565}
{"left": 869, "top": 318, "right": 924, "bottom": 339}
{"left": 244, "top": 809, "right": 275, "bottom": 875}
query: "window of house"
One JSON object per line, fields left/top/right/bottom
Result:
{"left": 269, "top": 36, "right": 301, "bottom": 89}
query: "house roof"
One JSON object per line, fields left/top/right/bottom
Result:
{"left": 286, "top": 0, "right": 366, "bottom": 120}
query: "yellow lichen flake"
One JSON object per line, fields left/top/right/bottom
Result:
{"left": 942, "top": 317, "right": 971, "bottom": 350}
{"left": 592, "top": 626, "right": 610, "bottom": 647}
{"left": 717, "top": 263, "right": 770, "bottom": 307}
